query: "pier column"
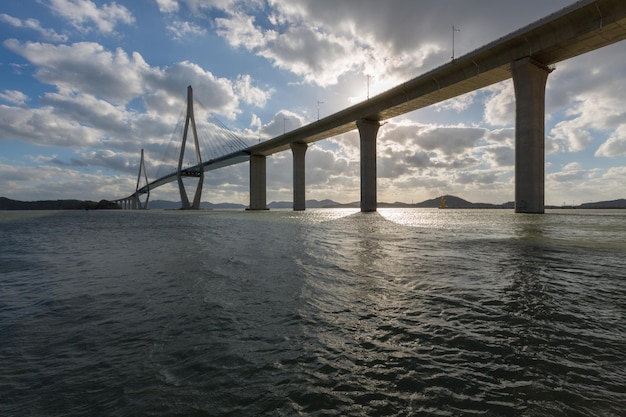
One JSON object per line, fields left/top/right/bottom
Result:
{"left": 248, "top": 154, "right": 268, "bottom": 210}
{"left": 291, "top": 142, "right": 307, "bottom": 211}
{"left": 512, "top": 57, "right": 552, "bottom": 214}
{"left": 357, "top": 118, "right": 380, "bottom": 212}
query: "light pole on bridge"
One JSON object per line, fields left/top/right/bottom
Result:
{"left": 452, "top": 25, "right": 460, "bottom": 60}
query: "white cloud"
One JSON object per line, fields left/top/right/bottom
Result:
{"left": 40, "top": 90, "right": 131, "bottom": 134}
{"left": 155, "top": 0, "right": 179, "bottom": 13}
{"left": 0, "top": 90, "right": 29, "bottom": 106}
{"left": 48, "top": 0, "right": 134, "bottom": 34}
{"left": 435, "top": 91, "right": 477, "bottom": 113}
{"left": 215, "top": 10, "right": 269, "bottom": 51}
{"left": 143, "top": 60, "right": 241, "bottom": 118}
{"left": 0, "top": 162, "right": 136, "bottom": 201}
{"left": 596, "top": 125, "right": 626, "bottom": 157}
{"left": 0, "top": 13, "right": 68, "bottom": 42}
{"left": 483, "top": 81, "right": 514, "bottom": 127}
{"left": 0, "top": 104, "right": 102, "bottom": 148}
{"left": 214, "top": 5, "right": 439, "bottom": 88}
{"left": 235, "top": 74, "right": 272, "bottom": 107}
{"left": 1, "top": 39, "right": 262, "bottom": 118}
{"left": 549, "top": 118, "right": 594, "bottom": 153}
{"left": 4, "top": 40, "right": 150, "bottom": 103}
{"left": 549, "top": 94, "right": 626, "bottom": 154}
{"left": 549, "top": 162, "right": 586, "bottom": 183}
{"left": 166, "top": 20, "right": 207, "bottom": 39}
{"left": 260, "top": 110, "right": 306, "bottom": 138}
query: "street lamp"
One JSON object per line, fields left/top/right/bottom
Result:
{"left": 452, "top": 25, "right": 460, "bottom": 60}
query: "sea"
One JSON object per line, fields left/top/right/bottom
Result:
{"left": 1, "top": 208, "right": 625, "bottom": 416}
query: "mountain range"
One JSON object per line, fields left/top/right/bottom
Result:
{"left": 2, "top": 195, "right": 626, "bottom": 210}
{"left": 0, "top": 197, "right": 119, "bottom": 210}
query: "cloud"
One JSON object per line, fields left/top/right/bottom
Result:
{"left": 545, "top": 45, "right": 626, "bottom": 154}
{"left": 549, "top": 162, "right": 585, "bottom": 183}
{"left": 483, "top": 145, "right": 514, "bottom": 167}
{"left": 548, "top": 93, "right": 626, "bottom": 154}
{"left": 215, "top": 10, "right": 271, "bottom": 50}
{"left": 260, "top": 110, "right": 306, "bottom": 138}
{"left": 213, "top": 4, "right": 439, "bottom": 87}
{"left": 234, "top": 74, "right": 272, "bottom": 107}
{"left": 379, "top": 121, "right": 486, "bottom": 157}
{"left": 208, "top": 0, "right": 577, "bottom": 90}
{"left": 0, "top": 90, "right": 29, "bottom": 106}
{"left": 155, "top": 0, "right": 179, "bottom": 13}
{"left": 143, "top": 61, "right": 238, "bottom": 114}
{"left": 454, "top": 170, "right": 499, "bottom": 185}
{"left": 0, "top": 104, "right": 102, "bottom": 148}
{"left": 416, "top": 125, "right": 485, "bottom": 155}
{"left": 549, "top": 118, "right": 594, "bottom": 153}
{"left": 43, "top": 90, "right": 126, "bottom": 126}
{"left": 0, "top": 13, "right": 68, "bottom": 42}
{"left": 596, "top": 125, "right": 626, "bottom": 157}
{"left": 435, "top": 91, "right": 477, "bottom": 113}
{"left": 166, "top": 20, "right": 207, "bottom": 40}
{"left": 0, "top": 39, "right": 268, "bottom": 157}
{"left": 483, "top": 81, "right": 514, "bottom": 127}
{"left": 48, "top": 0, "right": 135, "bottom": 34}
{"left": 4, "top": 39, "right": 150, "bottom": 104}
{"left": 0, "top": 161, "right": 136, "bottom": 201}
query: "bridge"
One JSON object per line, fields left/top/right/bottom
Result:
{"left": 115, "top": 0, "right": 626, "bottom": 213}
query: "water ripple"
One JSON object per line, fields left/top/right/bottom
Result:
{"left": 1, "top": 209, "right": 625, "bottom": 416}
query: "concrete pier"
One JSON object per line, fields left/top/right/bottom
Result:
{"left": 249, "top": 154, "right": 268, "bottom": 210}
{"left": 357, "top": 119, "right": 380, "bottom": 212}
{"left": 512, "top": 57, "right": 552, "bottom": 214}
{"left": 291, "top": 142, "right": 307, "bottom": 211}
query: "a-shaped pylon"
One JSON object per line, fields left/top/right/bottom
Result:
{"left": 177, "top": 85, "right": 204, "bottom": 209}
{"left": 135, "top": 148, "right": 150, "bottom": 209}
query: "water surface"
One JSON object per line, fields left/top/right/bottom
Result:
{"left": 1, "top": 208, "right": 625, "bottom": 416}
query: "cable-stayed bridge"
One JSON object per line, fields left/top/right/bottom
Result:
{"left": 115, "top": 0, "right": 626, "bottom": 213}
{"left": 115, "top": 85, "right": 252, "bottom": 210}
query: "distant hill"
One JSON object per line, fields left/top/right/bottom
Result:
{"left": 0, "top": 197, "right": 119, "bottom": 210}
{"left": 3, "top": 195, "right": 625, "bottom": 210}
{"left": 149, "top": 199, "right": 341, "bottom": 209}
{"left": 329, "top": 195, "right": 505, "bottom": 209}
{"left": 149, "top": 200, "right": 247, "bottom": 210}
{"left": 268, "top": 199, "right": 340, "bottom": 209}
{"left": 578, "top": 199, "right": 626, "bottom": 209}
{"left": 414, "top": 195, "right": 499, "bottom": 208}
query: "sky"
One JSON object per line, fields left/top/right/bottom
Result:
{"left": 1, "top": 0, "right": 625, "bottom": 206}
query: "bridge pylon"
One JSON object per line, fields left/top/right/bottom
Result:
{"left": 177, "top": 85, "right": 204, "bottom": 209}
{"left": 135, "top": 148, "right": 150, "bottom": 209}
